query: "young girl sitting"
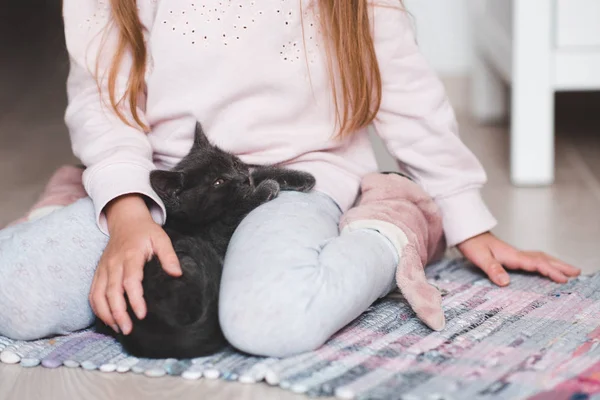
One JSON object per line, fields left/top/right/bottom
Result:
{"left": 0, "top": 0, "right": 579, "bottom": 358}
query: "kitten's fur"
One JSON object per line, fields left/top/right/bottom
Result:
{"left": 97, "top": 123, "right": 315, "bottom": 359}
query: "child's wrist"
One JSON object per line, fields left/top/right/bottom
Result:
{"left": 457, "top": 231, "right": 492, "bottom": 249}
{"left": 106, "top": 194, "right": 153, "bottom": 230}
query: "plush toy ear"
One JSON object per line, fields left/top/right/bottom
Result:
{"left": 150, "top": 170, "right": 185, "bottom": 199}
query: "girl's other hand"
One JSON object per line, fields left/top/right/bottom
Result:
{"left": 457, "top": 232, "right": 581, "bottom": 286}
{"left": 89, "top": 194, "right": 182, "bottom": 335}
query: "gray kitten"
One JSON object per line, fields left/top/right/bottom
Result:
{"left": 97, "top": 123, "right": 315, "bottom": 359}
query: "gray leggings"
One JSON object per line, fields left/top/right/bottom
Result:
{"left": 0, "top": 191, "right": 397, "bottom": 357}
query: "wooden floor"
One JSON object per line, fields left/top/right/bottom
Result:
{"left": 1, "top": 2, "right": 600, "bottom": 399}
{"left": 0, "top": 362, "right": 312, "bottom": 400}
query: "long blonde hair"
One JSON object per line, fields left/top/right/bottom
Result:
{"left": 104, "top": 0, "right": 401, "bottom": 137}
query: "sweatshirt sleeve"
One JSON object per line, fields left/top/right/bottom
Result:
{"left": 62, "top": 1, "right": 165, "bottom": 234}
{"left": 371, "top": 4, "right": 497, "bottom": 247}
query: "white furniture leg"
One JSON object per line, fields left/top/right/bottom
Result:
{"left": 471, "top": 53, "right": 507, "bottom": 123}
{"left": 511, "top": 0, "right": 554, "bottom": 185}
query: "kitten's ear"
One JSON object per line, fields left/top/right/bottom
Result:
{"left": 191, "top": 122, "right": 211, "bottom": 152}
{"left": 150, "top": 170, "right": 185, "bottom": 198}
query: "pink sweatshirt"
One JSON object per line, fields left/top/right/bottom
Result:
{"left": 63, "top": 0, "right": 497, "bottom": 247}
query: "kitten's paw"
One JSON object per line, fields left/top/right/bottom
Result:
{"left": 275, "top": 171, "right": 316, "bottom": 193}
{"left": 293, "top": 172, "right": 316, "bottom": 193}
{"left": 256, "top": 179, "right": 280, "bottom": 201}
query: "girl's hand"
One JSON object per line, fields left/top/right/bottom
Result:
{"left": 457, "top": 232, "right": 580, "bottom": 286}
{"left": 89, "top": 194, "right": 182, "bottom": 335}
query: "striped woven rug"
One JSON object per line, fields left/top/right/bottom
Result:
{"left": 1, "top": 259, "right": 599, "bottom": 400}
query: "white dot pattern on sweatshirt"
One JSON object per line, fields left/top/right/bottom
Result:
{"left": 79, "top": 0, "right": 110, "bottom": 30}
{"left": 161, "top": 1, "right": 265, "bottom": 47}
{"left": 279, "top": 7, "right": 321, "bottom": 66}
{"left": 159, "top": 1, "right": 323, "bottom": 65}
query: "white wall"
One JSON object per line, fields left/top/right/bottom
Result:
{"left": 404, "top": 0, "right": 474, "bottom": 75}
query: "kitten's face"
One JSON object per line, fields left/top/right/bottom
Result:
{"left": 149, "top": 125, "right": 253, "bottom": 225}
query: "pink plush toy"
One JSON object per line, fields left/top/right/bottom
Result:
{"left": 340, "top": 172, "right": 447, "bottom": 331}
{"left": 6, "top": 165, "right": 87, "bottom": 227}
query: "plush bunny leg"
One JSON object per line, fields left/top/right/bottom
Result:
{"left": 340, "top": 173, "right": 446, "bottom": 331}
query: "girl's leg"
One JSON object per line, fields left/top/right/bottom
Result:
{"left": 4, "top": 165, "right": 87, "bottom": 228}
{"left": 219, "top": 191, "right": 398, "bottom": 358}
{"left": 0, "top": 198, "right": 107, "bottom": 340}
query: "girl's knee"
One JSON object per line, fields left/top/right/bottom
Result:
{"left": 219, "top": 293, "right": 330, "bottom": 358}
{"left": 0, "top": 198, "right": 101, "bottom": 340}
{"left": 0, "top": 264, "right": 92, "bottom": 341}
{"left": 0, "top": 261, "right": 58, "bottom": 340}
{"left": 0, "top": 294, "right": 53, "bottom": 340}
{"left": 0, "top": 289, "right": 92, "bottom": 340}
{"left": 1, "top": 318, "right": 49, "bottom": 341}
{"left": 220, "top": 312, "right": 328, "bottom": 358}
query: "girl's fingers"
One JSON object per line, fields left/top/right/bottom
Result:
{"left": 152, "top": 232, "right": 182, "bottom": 277}
{"left": 499, "top": 251, "right": 537, "bottom": 272}
{"left": 88, "top": 271, "right": 98, "bottom": 315}
{"left": 479, "top": 259, "right": 511, "bottom": 287}
{"left": 461, "top": 234, "right": 579, "bottom": 285}
{"left": 505, "top": 252, "right": 570, "bottom": 283}
{"left": 123, "top": 253, "right": 147, "bottom": 321}
{"left": 546, "top": 267, "right": 569, "bottom": 283}
{"left": 461, "top": 241, "right": 511, "bottom": 287}
{"left": 91, "top": 268, "right": 118, "bottom": 332}
{"left": 529, "top": 256, "right": 569, "bottom": 283}
{"left": 547, "top": 257, "right": 581, "bottom": 277}
{"left": 106, "top": 262, "right": 131, "bottom": 335}
{"left": 468, "top": 247, "right": 511, "bottom": 286}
